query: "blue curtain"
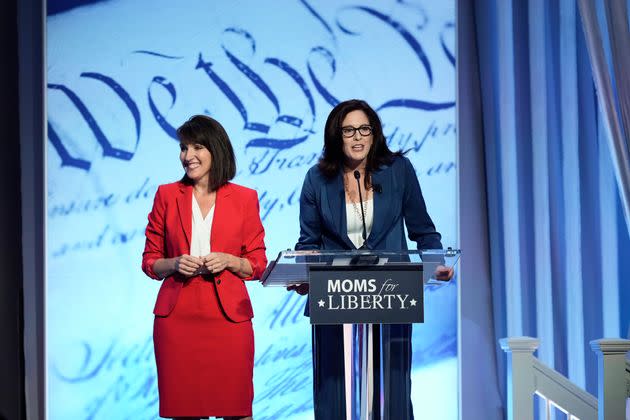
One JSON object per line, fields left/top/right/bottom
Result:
{"left": 458, "top": 0, "right": 630, "bottom": 410}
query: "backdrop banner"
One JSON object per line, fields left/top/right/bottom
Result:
{"left": 46, "top": 1, "right": 457, "bottom": 418}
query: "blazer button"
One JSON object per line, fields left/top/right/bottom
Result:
{"left": 216, "top": 278, "right": 221, "bottom": 285}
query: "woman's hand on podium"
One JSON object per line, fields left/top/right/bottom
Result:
{"left": 434, "top": 265, "right": 454, "bottom": 281}
{"left": 287, "top": 283, "right": 309, "bottom": 295}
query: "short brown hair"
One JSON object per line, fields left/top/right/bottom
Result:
{"left": 177, "top": 115, "right": 236, "bottom": 191}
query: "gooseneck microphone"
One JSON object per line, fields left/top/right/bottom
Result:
{"left": 353, "top": 170, "right": 368, "bottom": 248}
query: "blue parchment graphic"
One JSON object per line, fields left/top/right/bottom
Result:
{"left": 46, "top": 1, "right": 457, "bottom": 418}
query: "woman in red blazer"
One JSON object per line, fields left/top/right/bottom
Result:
{"left": 142, "top": 115, "right": 267, "bottom": 420}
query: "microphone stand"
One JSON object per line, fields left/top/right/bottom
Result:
{"left": 351, "top": 170, "right": 379, "bottom": 265}
{"left": 352, "top": 170, "right": 380, "bottom": 420}
{"left": 354, "top": 170, "right": 368, "bottom": 247}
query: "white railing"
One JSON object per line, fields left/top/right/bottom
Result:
{"left": 500, "top": 336, "right": 630, "bottom": 420}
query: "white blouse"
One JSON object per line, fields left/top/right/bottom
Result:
{"left": 345, "top": 198, "right": 373, "bottom": 249}
{"left": 190, "top": 194, "right": 215, "bottom": 257}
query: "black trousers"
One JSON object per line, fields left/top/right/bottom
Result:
{"left": 311, "top": 324, "right": 414, "bottom": 420}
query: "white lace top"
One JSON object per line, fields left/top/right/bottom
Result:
{"left": 345, "top": 198, "right": 373, "bottom": 249}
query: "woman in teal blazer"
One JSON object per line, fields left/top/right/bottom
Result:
{"left": 292, "top": 99, "right": 451, "bottom": 419}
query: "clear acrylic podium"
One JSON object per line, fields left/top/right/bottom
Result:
{"left": 262, "top": 249, "right": 461, "bottom": 420}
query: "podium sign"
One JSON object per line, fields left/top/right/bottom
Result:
{"left": 308, "top": 265, "right": 423, "bottom": 324}
{"left": 261, "top": 249, "right": 460, "bottom": 420}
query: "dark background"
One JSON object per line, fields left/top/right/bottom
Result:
{"left": 0, "top": 0, "right": 25, "bottom": 418}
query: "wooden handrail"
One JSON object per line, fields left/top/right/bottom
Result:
{"left": 501, "top": 336, "right": 630, "bottom": 420}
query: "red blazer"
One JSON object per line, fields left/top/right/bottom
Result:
{"left": 142, "top": 181, "right": 267, "bottom": 322}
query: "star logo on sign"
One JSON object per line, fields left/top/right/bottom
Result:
{"left": 410, "top": 299, "right": 417, "bottom": 307}
{"left": 318, "top": 299, "right": 325, "bottom": 308}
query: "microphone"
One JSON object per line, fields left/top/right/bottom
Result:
{"left": 353, "top": 170, "right": 368, "bottom": 248}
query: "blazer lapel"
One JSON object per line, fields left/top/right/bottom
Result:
{"left": 324, "top": 172, "right": 355, "bottom": 249}
{"left": 176, "top": 183, "right": 193, "bottom": 249}
{"left": 210, "top": 183, "right": 232, "bottom": 252}
{"left": 367, "top": 165, "right": 394, "bottom": 248}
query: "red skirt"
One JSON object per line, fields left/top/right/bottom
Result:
{"left": 153, "top": 277, "right": 254, "bottom": 418}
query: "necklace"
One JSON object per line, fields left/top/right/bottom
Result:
{"left": 344, "top": 175, "right": 368, "bottom": 220}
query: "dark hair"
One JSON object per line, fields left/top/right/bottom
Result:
{"left": 177, "top": 115, "right": 236, "bottom": 191}
{"left": 318, "top": 99, "right": 402, "bottom": 185}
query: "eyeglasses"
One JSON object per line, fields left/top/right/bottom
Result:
{"left": 341, "top": 125, "right": 373, "bottom": 138}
